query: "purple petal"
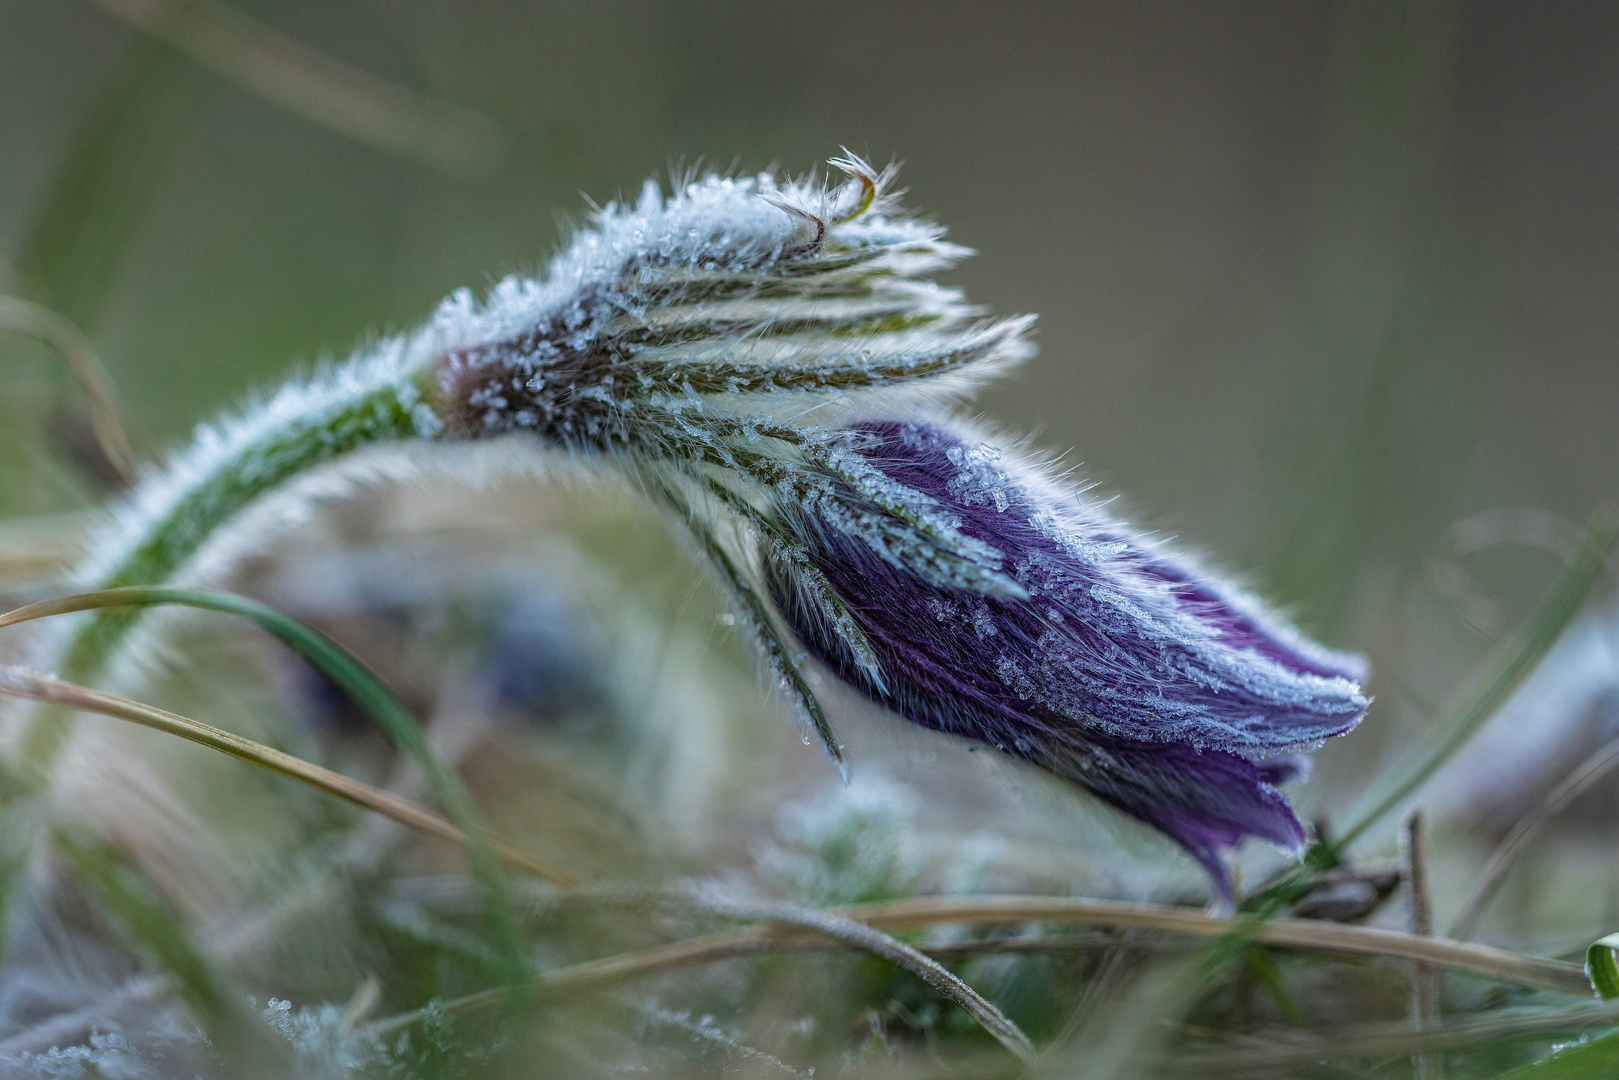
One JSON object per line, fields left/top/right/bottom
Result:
{"left": 767, "top": 419, "right": 1366, "bottom": 884}
{"left": 1129, "top": 553, "right": 1369, "bottom": 683}
{"left": 1062, "top": 733, "right": 1308, "bottom": 897}
{"left": 1252, "top": 754, "right": 1312, "bottom": 787}
{"left": 779, "top": 421, "right": 1368, "bottom": 754}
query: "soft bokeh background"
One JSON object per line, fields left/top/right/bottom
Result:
{"left": 3, "top": 0, "right": 1618, "bottom": 905}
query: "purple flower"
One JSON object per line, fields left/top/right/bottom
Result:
{"left": 766, "top": 420, "right": 1368, "bottom": 893}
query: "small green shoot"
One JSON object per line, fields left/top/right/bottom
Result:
{"left": 1585, "top": 933, "right": 1619, "bottom": 1001}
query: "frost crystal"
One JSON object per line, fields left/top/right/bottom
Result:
{"left": 433, "top": 154, "right": 1032, "bottom": 451}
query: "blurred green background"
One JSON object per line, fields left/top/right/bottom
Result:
{"left": 2, "top": 0, "right": 1616, "bottom": 808}
{"left": 8, "top": 9, "right": 1619, "bottom": 1069}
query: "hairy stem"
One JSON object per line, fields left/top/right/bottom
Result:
{"left": 19, "top": 365, "right": 434, "bottom": 771}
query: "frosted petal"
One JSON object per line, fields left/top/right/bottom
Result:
{"left": 767, "top": 419, "right": 1367, "bottom": 886}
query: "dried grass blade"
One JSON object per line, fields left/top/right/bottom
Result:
{"left": 0, "top": 295, "right": 137, "bottom": 482}
{"left": 0, "top": 584, "right": 567, "bottom": 992}
{"left": 681, "top": 889, "right": 1038, "bottom": 1062}
{"left": 838, "top": 895, "right": 1590, "bottom": 995}
{"left": 1451, "top": 737, "right": 1619, "bottom": 940}
{"left": 366, "top": 891, "right": 1594, "bottom": 1045}
{"left": 0, "top": 666, "right": 573, "bottom": 884}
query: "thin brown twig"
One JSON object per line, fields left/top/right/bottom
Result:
{"left": 397, "top": 879, "right": 1038, "bottom": 1059}
{"left": 0, "top": 296, "right": 137, "bottom": 483}
{"left": 0, "top": 718, "right": 524, "bottom": 1055}
{"left": 87, "top": 0, "right": 501, "bottom": 176}
{"left": 837, "top": 896, "right": 1591, "bottom": 995}
{"left": 1450, "top": 735, "right": 1619, "bottom": 940}
{"left": 1, "top": 678, "right": 1594, "bottom": 1046}
{"left": 1402, "top": 809, "right": 1442, "bottom": 1079}
{"left": 0, "top": 667, "right": 576, "bottom": 884}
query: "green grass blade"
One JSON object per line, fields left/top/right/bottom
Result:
{"left": 1244, "top": 947, "right": 1305, "bottom": 1027}
{"left": 13, "top": 35, "right": 218, "bottom": 328}
{"left": 5, "top": 586, "right": 456, "bottom": 809}
{"left": 0, "top": 665, "right": 567, "bottom": 882}
{"left": 1489, "top": 1029, "right": 1619, "bottom": 1078}
{"left": 1239, "top": 512, "right": 1615, "bottom": 922}
{"left": 1586, "top": 934, "right": 1619, "bottom": 1001}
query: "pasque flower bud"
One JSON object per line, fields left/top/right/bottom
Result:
{"left": 49, "top": 151, "right": 1365, "bottom": 891}
{"left": 423, "top": 156, "right": 1366, "bottom": 889}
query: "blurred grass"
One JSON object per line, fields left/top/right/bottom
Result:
{"left": 1263, "top": 0, "right": 1509, "bottom": 637}
{"left": 11, "top": 26, "right": 223, "bottom": 330}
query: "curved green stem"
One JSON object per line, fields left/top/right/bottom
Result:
{"left": 21, "top": 366, "right": 435, "bottom": 771}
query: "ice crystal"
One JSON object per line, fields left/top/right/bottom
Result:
{"left": 433, "top": 154, "right": 1032, "bottom": 452}
{"left": 415, "top": 153, "right": 1040, "bottom": 769}
{"left": 1, "top": 1002, "right": 385, "bottom": 1079}
{"left": 634, "top": 1007, "right": 810, "bottom": 1079}
{"left": 260, "top": 999, "right": 382, "bottom": 1079}
{"left": 2, "top": 1032, "right": 175, "bottom": 1079}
